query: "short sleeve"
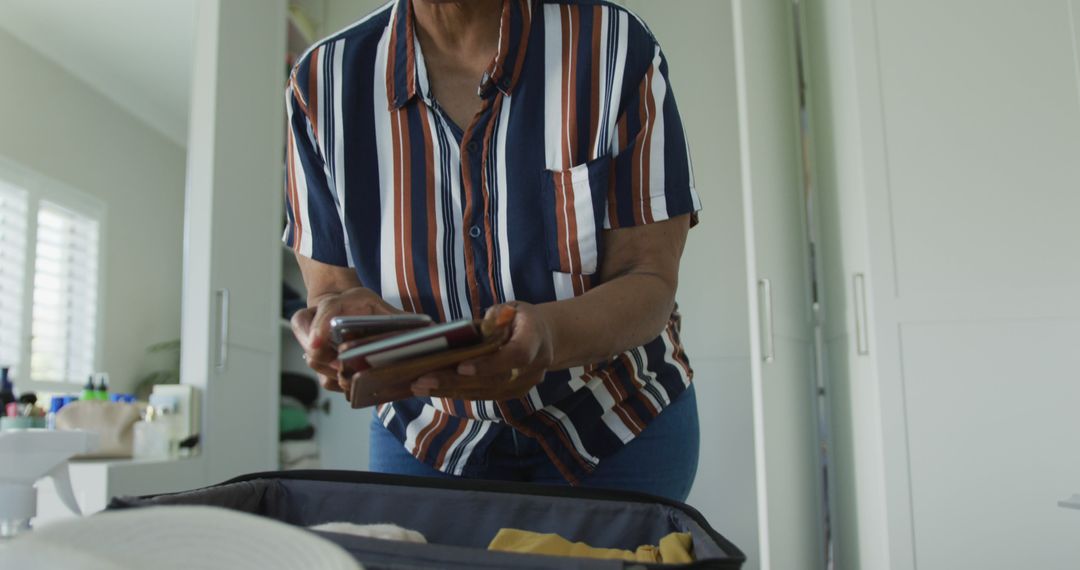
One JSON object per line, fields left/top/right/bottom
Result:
{"left": 282, "top": 68, "right": 352, "bottom": 267}
{"left": 605, "top": 39, "right": 700, "bottom": 230}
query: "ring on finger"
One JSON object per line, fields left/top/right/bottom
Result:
{"left": 508, "top": 368, "right": 521, "bottom": 381}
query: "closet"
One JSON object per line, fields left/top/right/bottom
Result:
{"left": 180, "top": 0, "right": 285, "bottom": 484}
{"left": 807, "top": 0, "right": 1080, "bottom": 568}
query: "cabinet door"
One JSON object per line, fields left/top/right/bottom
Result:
{"left": 864, "top": 6, "right": 1080, "bottom": 563}
{"left": 812, "top": 0, "right": 1080, "bottom": 568}
{"left": 806, "top": 0, "right": 901, "bottom": 566}
{"left": 181, "top": 0, "right": 286, "bottom": 484}
{"left": 872, "top": 0, "right": 1080, "bottom": 321}
{"left": 901, "top": 321, "right": 1080, "bottom": 569}
{"left": 737, "top": 1, "right": 826, "bottom": 569}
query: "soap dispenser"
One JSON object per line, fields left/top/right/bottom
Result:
{"left": 0, "top": 366, "right": 15, "bottom": 414}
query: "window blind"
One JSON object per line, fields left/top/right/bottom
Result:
{"left": 29, "top": 200, "right": 99, "bottom": 383}
{"left": 0, "top": 183, "right": 28, "bottom": 376}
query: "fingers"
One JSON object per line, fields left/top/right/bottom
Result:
{"left": 308, "top": 288, "right": 397, "bottom": 362}
{"left": 307, "top": 358, "right": 340, "bottom": 379}
{"left": 458, "top": 312, "right": 535, "bottom": 377}
{"left": 410, "top": 369, "right": 456, "bottom": 398}
{"left": 337, "top": 371, "right": 353, "bottom": 393}
{"left": 308, "top": 295, "right": 347, "bottom": 353}
{"left": 290, "top": 307, "right": 317, "bottom": 348}
{"left": 293, "top": 307, "right": 341, "bottom": 377}
{"left": 460, "top": 302, "right": 551, "bottom": 379}
{"left": 296, "top": 288, "right": 409, "bottom": 393}
{"left": 478, "top": 305, "right": 501, "bottom": 336}
{"left": 479, "top": 303, "right": 518, "bottom": 337}
{"left": 457, "top": 341, "right": 533, "bottom": 377}
{"left": 318, "top": 374, "right": 343, "bottom": 393}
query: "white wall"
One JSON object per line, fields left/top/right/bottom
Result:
{"left": 0, "top": 29, "right": 186, "bottom": 394}
{"left": 318, "top": 0, "right": 386, "bottom": 36}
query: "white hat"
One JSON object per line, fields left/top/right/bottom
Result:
{"left": 0, "top": 506, "right": 362, "bottom": 570}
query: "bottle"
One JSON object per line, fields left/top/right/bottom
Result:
{"left": 147, "top": 394, "right": 179, "bottom": 453}
{"left": 0, "top": 367, "right": 15, "bottom": 416}
{"left": 46, "top": 397, "right": 65, "bottom": 430}
{"left": 133, "top": 406, "right": 171, "bottom": 460}
{"left": 80, "top": 376, "right": 95, "bottom": 401}
{"left": 94, "top": 373, "right": 110, "bottom": 401}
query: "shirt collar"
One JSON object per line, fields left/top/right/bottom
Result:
{"left": 386, "top": 0, "right": 536, "bottom": 110}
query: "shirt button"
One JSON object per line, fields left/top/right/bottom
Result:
{"left": 469, "top": 225, "right": 482, "bottom": 239}
{"left": 466, "top": 140, "right": 479, "bottom": 154}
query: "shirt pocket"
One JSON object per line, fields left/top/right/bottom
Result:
{"left": 539, "top": 156, "right": 611, "bottom": 275}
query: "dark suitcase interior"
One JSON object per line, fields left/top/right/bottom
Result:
{"left": 109, "top": 470, "right": 746, "bottom": 569}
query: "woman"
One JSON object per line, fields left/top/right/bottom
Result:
{"left": 286, "top": 0, "right": 701, "bottom": 501}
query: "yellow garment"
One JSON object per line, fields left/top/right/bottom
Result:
{"left": 487, "top": 528, "right": 694, "bottom": 564}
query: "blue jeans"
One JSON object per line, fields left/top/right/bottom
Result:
{"left": 369, "top": 384, "right": 700, "bottom": 502}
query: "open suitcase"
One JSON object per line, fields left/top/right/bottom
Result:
{"left": 109, "top": 470, "right": 746, "bottom": 569}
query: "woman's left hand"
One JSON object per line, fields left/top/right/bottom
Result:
{"left": 410, "top": 302, "right": 556, "bottom": 400}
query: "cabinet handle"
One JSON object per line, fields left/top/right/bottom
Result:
{"left": 853, "top": 273, "right": 869, "bottom": 355}
{"left": 758, "top": 278, "right": 775, "bottom": 363}
{"left": 216, "top": 288, "right": 230, "bottom": 369}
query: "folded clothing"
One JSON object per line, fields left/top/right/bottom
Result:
{"left": 280, "top": 439, "right": 319, "bottom": 470}
{"left": 282, "top": 455, "right": 320, "bottom": 470}
{"left": 488, "top": 529, "right": 694, "bottom": 564}
{"left": 281, "top": 425, "right": 316, "bottom": 441}
{"left": 280, "top": 439, "right": 319, "bottom": 464}
{"left": 279, "top": 402, "right": 311, "bottom": 434}
{"left": 310, "top": 522, "right": 427, "bottom": 543}
{"left": 281, "top": 373, "right": 319, "bottom": 408}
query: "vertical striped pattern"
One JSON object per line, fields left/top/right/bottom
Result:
{"left": 373, "top": 26, "right": 403, "bottom": 309}
{"left": 329, "top": 40, "right": 355, "bottom": 267}
{"left": 282, "top": 0, "right": 699, "bottom": 485}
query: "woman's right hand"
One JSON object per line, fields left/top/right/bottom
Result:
{"left": 290, "top": 287, "right": 401, "bottom": 392}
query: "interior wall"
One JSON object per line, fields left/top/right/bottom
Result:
{"left": 318, "top": 0, "right": 387, "bottom": 36}
{"left": 0, "top": 29, "right": 186, "bottom": 394}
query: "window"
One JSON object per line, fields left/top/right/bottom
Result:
{"left": 0, "top": 164, "right": 104, "bottom": 389}
{"left": 0, "top": 183, "right": 28, "bottom": 374}
{"left": 30, "top": 202, "right": 100, "bottom": 382}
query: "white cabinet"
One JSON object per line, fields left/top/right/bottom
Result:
{"left": 901, "top": 322, "right": 1080, "bottom": 569}
{"left": 737, "top": 0, "right": 826, "bottom": 568}
{"left": 179, "top": 0, "right": 286, "bottom": 485}
{"left": 808, "top": 0, "right": 1080, "bottom": 568}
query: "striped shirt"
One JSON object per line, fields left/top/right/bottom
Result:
{"left": 283, "top": 0, "right": 700, "bottom": 484}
